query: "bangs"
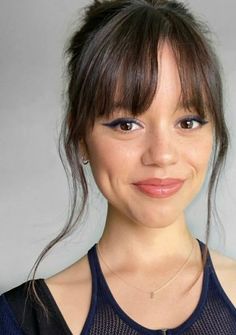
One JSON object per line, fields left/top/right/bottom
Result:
{"left": 69, "top": 2, "right": 219, "bottom": 133}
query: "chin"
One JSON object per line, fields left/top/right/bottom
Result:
{"left": 128, "top": 208, "right": 184, "bottom": 230}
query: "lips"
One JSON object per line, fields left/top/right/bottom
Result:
{"left": 133, "top": 178, "right": 185, "bottom": 198}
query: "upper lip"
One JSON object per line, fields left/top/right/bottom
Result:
{"left": 133, "top": 178, "right": 184, "bottom": 186}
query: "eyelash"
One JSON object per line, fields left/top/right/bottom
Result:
{"left": 102, "top": 118, "right": 142, "bottom": 132}
{"left": 177, "top": 116, "right": 209, "bottom": 130}
{"left": 102, "top": 116, "right": 208, "bottom": 132}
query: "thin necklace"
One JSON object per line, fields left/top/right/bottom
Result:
{"left": 96, "top": 238, "right": 196, "bottom": 299}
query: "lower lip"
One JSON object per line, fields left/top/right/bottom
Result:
{"left": 133, "top": 182, "right": 184, "bottom": 198}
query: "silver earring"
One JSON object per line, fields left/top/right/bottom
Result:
{"left": 82, "top": 157, "right": 89, "bottom": 165}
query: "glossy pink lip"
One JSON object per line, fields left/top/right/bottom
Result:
{"left": 133, "top": 178, "right": 185, "bottom": 198}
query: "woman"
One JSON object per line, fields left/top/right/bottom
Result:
{"left": 1, "top": 0, "right": 236, "bottom": 334}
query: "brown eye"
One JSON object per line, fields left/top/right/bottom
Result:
{"left": 102, "top": 118, "right": 142, "bottom": 132}
{"left": 177, "top": 117, "right": 208, "bottom": 130}
{"left": 120, "top": 122, "right": 133, "bottom": 131}
{"left": 180, "top": 120, "right": 195, "bottom": 129}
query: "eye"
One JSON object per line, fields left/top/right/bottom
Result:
{"left": 177, "top": 116, "right": 208, "bottom": 130}
{"left": 102, "top": 118, "right": 143, "bottom": 132}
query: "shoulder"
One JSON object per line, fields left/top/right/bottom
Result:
{"left": 44, "top": 254, "right": 92, "bottom": 334}
{"left": 209, "top": 248, "right": 236, "bottom": 307}
{"left": 45, "top": 253, "right": 91, "bottom": 303}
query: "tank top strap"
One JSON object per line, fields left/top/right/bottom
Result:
{"left": 202, "top": 240, "right": 236, "bottom": 317}
{"left": 80, "top": 245, "right": 99, "bottom": 334}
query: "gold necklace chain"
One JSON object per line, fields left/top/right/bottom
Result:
{"left": 96, "top": 238, "right": 196, "bottom": 299}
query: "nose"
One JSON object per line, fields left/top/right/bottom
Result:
{"left": 141, "top": 129, "right": 178, "bottom": 167}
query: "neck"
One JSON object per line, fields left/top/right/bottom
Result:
{"left": 99, "top": 204, "right": 195, "bottom": 268}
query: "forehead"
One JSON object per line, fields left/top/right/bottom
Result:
{"left": 86, "top": 34, "right": 210, "bottom": 130}
{"left": 155, "top": 42, "right": 182, "bottom": 101}
{"left": 113, "top": 42, "right": 186, "bottom": 114}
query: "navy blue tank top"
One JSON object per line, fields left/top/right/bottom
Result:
{"left": 1, "top": 239, "right": 236, "bottom": 334}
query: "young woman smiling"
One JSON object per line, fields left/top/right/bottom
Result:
{"left": 1, "top": 1, "right": 236, "bottom": 334}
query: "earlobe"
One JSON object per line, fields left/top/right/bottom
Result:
{"left": 79, "top": 139, "right": 90, "bottom": 165}
{"left": 82, "top": 157, "right": 89, "bottom": 165}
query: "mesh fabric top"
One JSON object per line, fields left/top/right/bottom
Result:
{"left": 1, "top": 239, "right": 236, "bottom": 335}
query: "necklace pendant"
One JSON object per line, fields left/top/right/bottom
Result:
{"left": 150, "top": 291, "right": 155, "bottom": 299}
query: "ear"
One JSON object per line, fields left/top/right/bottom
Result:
{"left": 79, "top": 139, "right": 89, "bottom": 162}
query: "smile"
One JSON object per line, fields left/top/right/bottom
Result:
{"left": 133, "top": 178, "right": 185, "bottom": 198}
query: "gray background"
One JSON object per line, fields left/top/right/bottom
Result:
{"left": 0, "top": 0, "right": 236, "bottom": 294}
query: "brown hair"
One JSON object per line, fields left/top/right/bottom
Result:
{"left": 28, "top": 0, "right": 229, "bottom": 314}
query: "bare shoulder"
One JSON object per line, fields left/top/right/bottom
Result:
{"left": 209, "top": 248, "right": 236, "bottom": 307}
{"left": 45, "top": 254, "right": 92, "bottom": 334}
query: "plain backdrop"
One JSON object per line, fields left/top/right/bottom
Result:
{"left": 0, "top": 0, "right": 236, "bottom": 294}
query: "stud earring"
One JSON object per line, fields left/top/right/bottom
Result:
{"left": 82, "top": 157, "right": 89, "bottom": 165}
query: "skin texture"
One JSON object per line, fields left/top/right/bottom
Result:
{"left": 87, "top": 45, "right": 213, "bottom": 222}
{"left": 46, "top": 43, "right": 236, "bottom": 334}
{"left": 85, "top": 42, "right": 213, "bottom": 255}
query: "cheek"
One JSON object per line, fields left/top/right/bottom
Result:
{"left": 87, "top": 131, "right": 141, "bottom": 166}
{"left": 86, "top": 139, "right": 137, "bottom": 185}
{"left": 185, "top": 134, "right": 213, "bottom": 177}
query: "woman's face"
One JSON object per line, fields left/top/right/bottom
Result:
{"left": 84, "top": 43, "right": 213, "bottom": 228}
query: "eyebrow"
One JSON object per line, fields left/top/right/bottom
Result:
{"left": 112, "top": 102, "right": 127, "bottom": 110}
{"left": 109, "top": 98, "right": 200, "bottom": 120}
{"left": 110, "top": 102, "right": 131, "bottom": 115}
{"left": 176, "top": 99, "right": 195, "bottom": 110}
